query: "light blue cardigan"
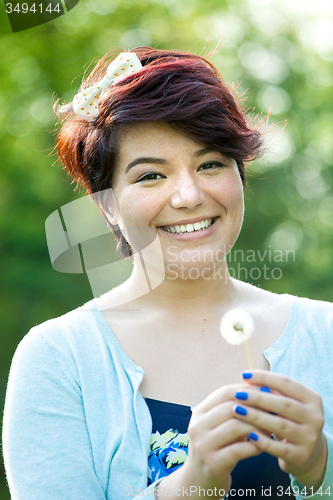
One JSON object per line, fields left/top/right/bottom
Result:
{"left": 2, "top": 295, "right": 333, "bottom": 500}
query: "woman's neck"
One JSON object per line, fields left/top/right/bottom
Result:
{"left": 98, "top": 253, "right": 249, "bottom": 315}
{"left": 127, "top": 256, "right": 239, "bottom": 313}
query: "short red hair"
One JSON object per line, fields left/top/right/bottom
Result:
{"left": 55, "top": 47, "right": 262, "bottom": 255}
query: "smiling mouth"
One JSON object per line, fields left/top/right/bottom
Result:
{"left": 161, "top": 218, "right": 217, "bottom": 234}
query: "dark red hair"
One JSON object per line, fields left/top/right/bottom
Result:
{"left": 55, "top": 47, "right": 262, "bottom": 255}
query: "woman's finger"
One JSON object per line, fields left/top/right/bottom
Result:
{"left": 232, "top": 403, "right": 305, "bottom": 442}
{"left": 190, "top": 400, "right": 260, "bottom": 447}
{"left": 242, "top": 370, "right": 322, "bottom": 404}
{"left": 244, "top": 429, "right": 328, "bottom": 482}
{"left": 233, "top": 388, "right": 310, "bottom": 424}
{"left": 212, "top": 440, "right": 263, "bottom": 473}
{"left": 207, "top": 418, "right": 259, "bottom": 449}
{"left": 245, "top": 429, "right": 296, "bottom": 459}
{"left": 194, "top": 383, "right": 251, "bottom": 413}
{"left": 200, "top": 401, "right": 234, "bottom": 430}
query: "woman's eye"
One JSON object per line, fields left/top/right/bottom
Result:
{"left": 136, "top": 172, "right": 164, "bottom": 182}
{"left": 198, "top": 161, "right": 225, "bottom": 171}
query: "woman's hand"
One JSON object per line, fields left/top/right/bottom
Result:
{"left": 232, "top": 370, "right": 327, "bottom": 491}
{"left": 156, "top": 383, "right": 264, "bottom": 499}
{"left": 177, "top": 384, "right": 264, "bottom": 497}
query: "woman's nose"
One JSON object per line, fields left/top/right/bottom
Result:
{"left": 169, "top": 175, "right": 206, "bottom": 210}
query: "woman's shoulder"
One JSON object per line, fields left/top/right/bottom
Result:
{"left": 33, "top": 297, "right": 98, "bottom": 329}
{"left": 18, "top": 298, "right": 103, "bottom": 359}
{"left": 257, "top": 287, "right": 332, "bottom": 330}
{"left": 288, "top": 293, "right": 332, "bottom": 310}
{"left": 286, "top": 293, "right": 333, "bottom": 331}
{"left": 235, "top": 281, "right": 332, "bottom": 339}
{"left": 263, "top": 291, "right": 333, "bottom": 343}
{"left": 240, "top": 280, "right": 332, "bottom": 316}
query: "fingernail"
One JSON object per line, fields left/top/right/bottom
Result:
{"left": 248, "top": 432, "right": 259, "bottom": 441}
{"left": 235, "top": 391, "right": 248, "bottom": 400}
{"left": 260, "top": 387, "right": 271, "bottom": 393}
{"left": 235, "top": 405, "right": 247, "bottom": 416}
{"left": 242, "top": 372, "right": 252, "bottom": 379}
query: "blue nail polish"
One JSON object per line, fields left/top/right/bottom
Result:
{"left": 248, "top": 432, "right": 259, "bottom": 441}
{"left": 235, "top": 391, "right": 248, "bottom": 400}
{"left": 235, "top": 405, "right": 247, "bottom": 416}
{"left": 260, "top": 387, "right": 271, "bottom": 393}
{"left": 242, "top": 372, "right": 252, "bottom": 379}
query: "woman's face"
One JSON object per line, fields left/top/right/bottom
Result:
{"left": 110, "top": 121, "right": 244, "bottom": 277}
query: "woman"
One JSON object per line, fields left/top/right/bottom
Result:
{"left": 3, "top": 47, "right": 332, "bottom": 500}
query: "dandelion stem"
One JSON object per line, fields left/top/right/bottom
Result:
{"left": 245, "top": 339, "right": 253, "bottom": 370}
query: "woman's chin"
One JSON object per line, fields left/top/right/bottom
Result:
{"left": 164, "top": 258, "right": 227, "bottom": 282}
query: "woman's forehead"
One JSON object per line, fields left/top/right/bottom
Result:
{"left": 117, "top": 121, "right": 210, "bottom": 159}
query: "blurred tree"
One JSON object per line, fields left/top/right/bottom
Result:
{"left": 0, "top": 0, "right": 332, "bottom": 497}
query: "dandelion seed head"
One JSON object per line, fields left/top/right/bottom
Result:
{"left": 220, "top": 308, "right": 254, "bottom": 346}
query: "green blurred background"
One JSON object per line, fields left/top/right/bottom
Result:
{"left": 0, "top": 0, "right": 332, "bottom": 497}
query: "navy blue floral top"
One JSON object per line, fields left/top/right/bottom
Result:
{"left": 145, "top": 398, "right": 295, "bottom": 498}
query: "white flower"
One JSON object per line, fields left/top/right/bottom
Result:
{"left": 220, "top": 308, "right": 254, "bottom": 346}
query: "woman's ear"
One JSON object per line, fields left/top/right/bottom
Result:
{"left": 92, "top": 188, "right": 120, "bottom": 226}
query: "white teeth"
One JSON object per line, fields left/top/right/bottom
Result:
{"left": 163, "top": 218, "right": 214, "bottom": 234}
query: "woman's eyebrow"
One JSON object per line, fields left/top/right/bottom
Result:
{"left": 125, "top": 147, "right": 218, "bottom": 173}
{"left": 125, "top": 157, "right": 166, "bottom": 173}
{"left": 194, "top": 147, "right": 216, "bottom": 157}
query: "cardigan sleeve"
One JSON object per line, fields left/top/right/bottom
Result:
{"left": 3, "top": 328, "right": 168, "bottom": 500}
{"left": 2, "top": 330, "right": 108, "bottom": 500}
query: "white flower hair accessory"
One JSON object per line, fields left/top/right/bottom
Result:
{"left": 220, "top": 308, "right": 254, "bottom": 368}
{"left": 72, "top": 52, "right": 143, "bottom": 121}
